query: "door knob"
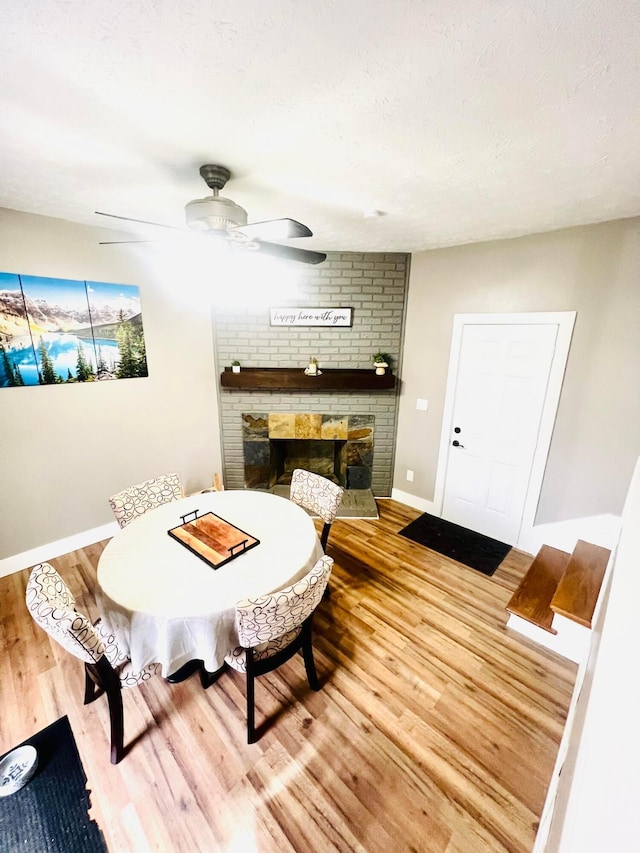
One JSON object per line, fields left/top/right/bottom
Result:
{"left": 452, "top": 440, "right": 465, "bottom": 448}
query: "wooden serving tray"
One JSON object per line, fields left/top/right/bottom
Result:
{"left": 168, "top": 511, "right": 260, "bottom": 569}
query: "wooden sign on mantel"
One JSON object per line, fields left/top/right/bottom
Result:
{"left": 270, "top": 307, "right": 353, "bottom": 327}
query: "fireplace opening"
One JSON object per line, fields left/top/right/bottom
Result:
{"left": 241, "top": 412, "right": 374, "bottom": 491}
{"left": 270, "top": 439, "right": 347, "bottom": 488}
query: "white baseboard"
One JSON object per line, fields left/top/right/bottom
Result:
{"left": 0, "top": 522, "right": 119, "bottom": 579}
{"left": 390, "top": 489, "right": 437, "bottom": 515}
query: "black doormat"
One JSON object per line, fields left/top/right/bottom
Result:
{"left": 0, "top": 716, "right": 107, "bottom": 853}
{"left": 399, "top": 513, "right": 511, "bottom": 576}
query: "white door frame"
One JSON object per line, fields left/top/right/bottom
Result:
{"left": 433, "top": 311, "right": 576, "bottom": 547}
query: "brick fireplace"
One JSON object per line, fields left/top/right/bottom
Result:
{"left": 212, "top": 251, "right": 409, "bottom": 495}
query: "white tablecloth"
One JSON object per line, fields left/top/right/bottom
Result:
{"left": 97, "top": 490, "right": 323, "bottom": 675}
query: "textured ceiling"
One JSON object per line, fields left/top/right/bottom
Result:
{"left": 2, "top": 0, "right": 639, "bottom": 252}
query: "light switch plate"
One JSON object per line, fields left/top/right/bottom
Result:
{"left": 416, "top": 398, "right": 428, "bottom": 411}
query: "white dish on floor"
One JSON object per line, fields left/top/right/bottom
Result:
{"left": 0, "top": 745, "right": 38, "bottom": 796}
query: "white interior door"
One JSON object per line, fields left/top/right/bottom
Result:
{"left": 441, "top": 322, "right": 559, "bottom": 544}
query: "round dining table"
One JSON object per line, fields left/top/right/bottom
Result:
{"left": 97, "top": 489, "right": 324, "bottom": 677}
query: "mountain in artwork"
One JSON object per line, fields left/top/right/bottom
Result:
{"left": 0, "top": 290, "right": 138, "bottom": 337}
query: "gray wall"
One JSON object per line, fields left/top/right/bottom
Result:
{"left": 213, "top": 252, "right": 408, "bottom": 494}
{"left": 3, "top": 208, "right": 638, "bottom": 561}
{"left": 0, "top": 208, "right": 223, "bottom": 558}
{"left": 395, "top": 217, "right": 640, "bottom": 523}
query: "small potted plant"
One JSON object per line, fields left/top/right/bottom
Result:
{"left": 231, "top": 360, "right": 241, "bottom": 373}
{"left": 373, "top": 352, "right": 392, "bottom": 375}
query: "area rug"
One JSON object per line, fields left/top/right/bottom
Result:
{"left": 399, "top": 513, "right": 511, "bottom": 576}
{"left": 0, "top": 716, "right": 107, "bottom": 853}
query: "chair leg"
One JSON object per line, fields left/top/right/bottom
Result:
{"left": 84, "top": 666, "right": 98, "bottom": 704}
{"left": 301, "top": 621, "right": 320, "bottom": 691}
{"left": 87, "top": 657, "right": 126, "bottom": 764}
{"left": 246, "top": 652, "right": 256, "bottom": 744}
{"left": 107, "top": 691, "right": 124, "bottom": 765}
{"left": 104, "top": 681, "right": 125, "bottom": 764}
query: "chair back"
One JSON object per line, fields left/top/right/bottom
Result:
{"left": 235, "top": 555, "right": 333, "bottom": 648}
{"left": 290, "top": 469, "right": 344, "bottom": 525}
{"left": 109, "top": 472, "right": 182, "bottom": 528}
{"left": 25, "top": 563, "right": 105, "bottom": 664}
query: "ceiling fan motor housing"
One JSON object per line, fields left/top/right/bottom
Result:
{"left": 184, "top": 195, "right": 248, "bottom": 232}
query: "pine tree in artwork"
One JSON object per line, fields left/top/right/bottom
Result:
{"left": 0, "top": 344, "right": 17, "bottom": 387}
{"left": 115, "top": 323, "right": 135, "bottom": 378}
{"left": 96, "top": 346, "right": 108, "bottom": 375}
{"left": 134, "top": 327, "right": 148, "bottom": 377}
{"left": 115, "top": 310, "right": 147, "bottom": 379}
{"left": 37, "top": 337, "right": 58, "bottom": 384}
{"left": 13, "top": 363, "right": 24, "bottom": 386}
{"left": 75, "top": 341, "right": 94, "bottom": 382}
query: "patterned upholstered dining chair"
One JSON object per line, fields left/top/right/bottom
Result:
{"left": 108, "top": 472, "right": 183, "bottom": 528}
{"left": 25, "top": 562, "right": 160, "bottom": 764}
{"left": 289, "top": 469, "right": 344, "bottom": 550}
{"left": 223, "top": 554, "right": 333, "bottom": 743}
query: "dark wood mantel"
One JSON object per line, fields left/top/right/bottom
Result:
{"left": 220, "top": 367, "right": 396, "bottom": 391}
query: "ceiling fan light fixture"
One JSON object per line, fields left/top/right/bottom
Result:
{"left": 99, "top": 162, "right": 324, "bottom": 263}
{"left": 184, "top": 195, "right": 248, "bottom": 232}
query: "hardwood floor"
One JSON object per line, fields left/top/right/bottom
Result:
{"left": 0, "top": 500, "right": 577, "bottom": 852}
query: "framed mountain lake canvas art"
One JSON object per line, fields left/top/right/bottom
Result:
{"left": 0, "top": 272, "right": 148, "bottom": 388}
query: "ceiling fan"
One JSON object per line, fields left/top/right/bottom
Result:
{"left": 95, "top": 165, "right": 327, "bottom": 265}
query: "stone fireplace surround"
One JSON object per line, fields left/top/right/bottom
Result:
{"left": 242, "top": 412, "right": 374, "bottom": 491}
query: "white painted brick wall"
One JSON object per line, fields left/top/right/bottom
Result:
{"left": 214, "top": 252, "right": 408, "bottom": 494}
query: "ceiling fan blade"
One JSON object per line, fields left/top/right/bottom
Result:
{"left": 233, "top": 218, "right": 312, "bottom": 241}
{"left": 99, "top": 238, "right": 188, "bottom": 245}
{"left": 95, "top": 211, "right": 183, "bottom": 231}
{"left": 254, "top": 241, "right": 326, "bottom": 265}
